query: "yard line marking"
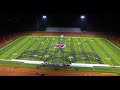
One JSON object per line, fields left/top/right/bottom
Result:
{"left": 102, "top": 39, "right": 120, "bottom": 59}
{"left": 0, "top": 36, "right": 23, "bottom": 51}
{"left": 34, "top": 37, "right": 46, "bottom": 60}
{"left": 58, "top": 50, "right": 60, "bottom": 64}
{"left": 85, "top": 38, "right": 96, "bottom": 65}
{"left": 42, "top": 38, "right": 51, "bottom": 61}
{"left": 51, "top": 38, "right": 59, "bottom": 63}
{"left": 75, "top": 38, "right": 84, "bottom": 63}
{"left": 84, "top": 37, "right": 93, "bottom": 64}
{"left": 26, "top": 38, "right": 39, "bottom": 59}
{"left": 64, "top": 37, "right": 67, "bottom": 64}
{"left": 77, "top": 39, "right": 82, "bottom": 62}
{"left": 22, "top": 37, "right": 39, "bottom": 60}
{"left": 33, "top": 37, "right": 48, "bottom": 61}
{"left": 49, "top": 37, "right": 54, "bottom": 63}
{"left": 9, "top": 37, "right": 33, "bottom": 59}
{"left": 83, "top": 37, "right": 92, "bottom": 64}
{"left": 69, "top": 38, "right": 72, "bottom": 62}
{"left": 87, "top": 38, "right": 106, "bottom": 65}
{"left": 26, "top": 37, "right": 44, "bottom": 60}
{"left": 27, "top": 37, "right": 46, "bottom": 61}
{"left": 73, "top": 38, "right": 78, "bottom": 63}
{"left": 85, "top": 37, "right": 95, "bottom": 70}
{"left": 56, "top": 38, "right": 60, "bottom": 64}
{"left": 99, "top": 39, "right": 120, "bottom": 65}
{"left": 96, "top": 38, "right": 118, "bottom": 65}
{"left": 73, "top": 38, "right": 77, "bottom": 58}
{"left": 79, "top": 37, "right": 86, "bottom": 64}
{"left": 92, "top": 38, "right": 110, "bottom": 65}
{"left": 0, "top": 37, "right": 27, "bottom": 58}
{"left": 93, "top": 38, "right": 113, "bottom": 66}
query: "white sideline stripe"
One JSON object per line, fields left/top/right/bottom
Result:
{"left": 70, "top": 63, "right": 110, "bottom": 67}
{"left": 0, "top": 59, "right": 120, "bottom": 67}
{"left": 115, "top": 66, "right": 120, "bottom": 67}
{"left": 0, "top": 36, "right": 23, "bottom": 51}
{"left": 0, "top": 59, "right": 44, "bottom": 64}
{"left": 2, "top": 59, "right": 111, "bottom": 67}
{"left": 12, "top": 59, "right": 44, "bottom": 64}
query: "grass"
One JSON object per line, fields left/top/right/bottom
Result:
{"left": 0, "top": 35, "right": 120, "bottom": 74}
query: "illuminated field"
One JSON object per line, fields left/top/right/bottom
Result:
{"left": 0, "top": 35, "right": 120, "bottom": 74}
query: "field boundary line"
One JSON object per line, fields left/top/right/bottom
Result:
{"left": 105, "top": 38, "right": 120, "bottom": 50}
{"left": 0, "top": 59, "right": 114, "bottom": 67}
{"left": 0, "top": 36, "right": 23, "bottom": 51}
{"left": 0, "top": 37, "right": 27, "bottom": 57}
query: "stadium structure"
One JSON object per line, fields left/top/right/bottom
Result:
{"left": 0, "top": 15, "right": 120, "bottom": 76}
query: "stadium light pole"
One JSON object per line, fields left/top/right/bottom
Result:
{"left": 42, "top": 15, "right": 47, "bottom": 31}
{"left": 80, "top": 15, "right": 87, "bottom": 31}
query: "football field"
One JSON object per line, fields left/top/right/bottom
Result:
{"left": 0, "top": 35, "right": 120, "bottom": 73}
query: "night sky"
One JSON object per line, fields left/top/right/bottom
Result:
{"left": 1, "top": 13, "right": 120, "bottom": 33}
{"left": 0, "top": 0, "right": 120, "bottom": 35}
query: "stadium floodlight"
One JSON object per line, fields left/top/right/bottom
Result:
{"left": 42, "top": 15, "right": 46, "bottom": 19}
{"left": 81, "top": 15, "right": 85, "bottom": 19}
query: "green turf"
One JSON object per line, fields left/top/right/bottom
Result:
{"left": 0, "top": 35, "right": 120, "bottom": 74}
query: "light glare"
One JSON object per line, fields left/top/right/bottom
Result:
{"left": 43, "top": 16, "right": 46, "bottom": 19}
{"left": 81, "top": 16, "right": 85, "bottom": 19}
